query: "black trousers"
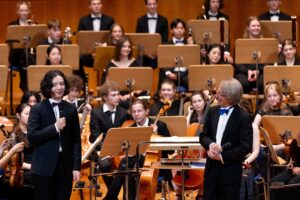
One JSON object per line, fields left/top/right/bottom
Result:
{"left": 32, "top": 154, "right": 72, "bottom": 200}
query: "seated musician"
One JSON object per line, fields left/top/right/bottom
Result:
{"left": 277, "top": 39, "right": 300, "bottom": 66}
{"left": 45, "top": 44, "right": 62, "bottom": 65}
{"left": 197, "top": 0, "right": 233, "bottom": 64}
{"left": 159, "top": 18, "right": 194, "bottom": 92}
{"left": 186, "top": 90, "right": 208, "bottom": 126}
{"left": 104, "top": 23, "right": 125, "bottom": 46}
{"left": 204, "top": 43, "right": 225, "bottom": 65}
{"left": 150, "top": 79, "right": 181, "bottom": 116}
{"left": 234, "top": 16, "right": 265, "bottom": 94}
{"left": 103, "top": 99, "right": 171, "bottom": 200}
{"left": 64, "top": 75, "right": 92, "bottom": 113}
{"left": 89, "top": 81, "right": 129, "bottom": 190}
{"left": 271, "top": 130, "right": 300, "bottom": 200}
{"left": 258, "top": 0, "right": 291, "bottom": 21}
{"left": 39, "top": 19, "right": 66, "bottom": 45}
{"left": 20, "top": 90, "right": 41, "bottom": 106}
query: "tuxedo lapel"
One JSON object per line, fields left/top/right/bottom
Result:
{"left": 45, "top": 100, "right": 57, "bottom": 123}
{"left": 142, "top": 16, "right": 149, "bottom": 33}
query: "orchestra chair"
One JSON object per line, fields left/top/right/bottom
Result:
{"left": 260, "top": 116, "right": 300, "bottom": 199}
{"left": 27, "top": 65, "right": 73, "bottom": 91}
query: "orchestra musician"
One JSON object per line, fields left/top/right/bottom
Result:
{"left": 234, "top": 16, "right": 265, "bottom": 94}
{"left": 200, "top": 78, "right": 253, "bottom": 200}
{"left": 77, "top": 0, "right": 115, "bottom": 83}
{"left": 45, "top": 44, "right": 62, "bottom": 65}
{"left": 8, "top": 0, "right": 36, "bottom": 92}
{"left": 39, "top": 19, "right": 65, "bottom": 45}
{"left": 259, "top": 0, "right": 291, "bottom": 21}
{"left": 89, "top": 81, "right": 129, "bottom": 191}
{"left": 204, "top": 44, "right": 225, "bottom": 65}
{"left": 186, "top": 90, "right": 208, "bottom": 126}
{"left": 198, "top": 0, "right": 228, "bottom": 20}
{"left": 106, "top": 23, "right": 125, "bottom": 46}
{"left": 28, "top": 70, "right": 81, "bottom": 200}
{"left": 150, "top": 79, "right": 181, "bottom": 116}
{"left": 20, "top": 90, "right": 41, "bottom": 106}
{"left": 103, "top": 99, "right": 171, "bottom": 200}
{"left": 277, "top": 39, "right": 300, "bottom": 66}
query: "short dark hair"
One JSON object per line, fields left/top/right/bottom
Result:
{"left": 40, "top": 70, "right": 70, "bottom": 99}
{"left": 46, "top": 44, "right": 62, "bottom": 65}
{"left": 170, "top": 18, "right": 186, "bottom": 30}
{"left": 205, "top": 43, "right": 224, "bottom": 64}
{"left": 113, "top": 36, "right": 133, "bottom": 61}
{"left": 20, "top": 91, "right": 41, "bottom": 104}
{"left": 204, "top": 0, "right": 224, "bottom": 11}
{"left": 144, "top": 0, "right": 158, "bottom": 4}
{"left": 131, "top": 99, "right": 148, "bottom": 111}
{"left": 47, "top": 19, "right": 61, "bottom": 29}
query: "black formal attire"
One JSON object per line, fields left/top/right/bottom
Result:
{"left": 278, "top": 57, "right": 300, "bottom": 66}
{"left": 200, "top": 105, "right": 253, "bottom": 200}
{"left": 234, "top": 63, "right": 265, "bottom": 94}
{"left": 38, "top": 37, "right": 64, "bottom": 45}
{"left": 198, "top": 11, "right": 229, "bottom": 20}
{"left": 76, "top": 13, "right": 115, "bottom": 83}
{"left": 104, "top": 118, "right": 170, "bottom": 200}
{"left": 28, "top": 99, "right": 81, "bottom": 200}
{"left": 136, "top": 14, "right": 168, "bottom": 43}
{"left": 259, "top": 11, "right": 291, "bottom": 21}
{"left": 8, "top": 20, "right": 36, "bottom": 91}
{"left": 149, "top": 99, "right": 181, "bottom": 116}
{"left": 89, "top": 104, "right": 129, "bottom": 188}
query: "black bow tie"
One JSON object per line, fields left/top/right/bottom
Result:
{"left": 270, "top": 12, "right": 279, "bottom": 17}
{"left": 175, "top": 40, "right": 184, "bottom": 44}
{"left": 92, "top": 17, "right": 101, "bottom": 20}
{"left": 52, "top": 102, "right": 62, "bottom": 107}
{"left": 209, "top": 14, "right": 218, "bottom": 18}
{"left": 219, "top": 108, "right": 230, "bottom": 115}
{"left": 147, "top": 17, "right": 157, "bottom": 20}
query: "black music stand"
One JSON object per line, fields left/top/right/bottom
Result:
{"left": 6, "top": 25, "right": 47, "bottom": 115}
{"left": 96, "top": 127, "right": 153, "bottom": 200}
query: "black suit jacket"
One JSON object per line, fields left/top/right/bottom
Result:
{"left": 200, "top": 105, "right": 252, "bottom": 184}
{"left": 89, "top": 104, "right": 129, "bottom": 148}
{"left": 136, "top": 14, "right": 169, "bottom": 43}
{"left": 259, "top": 11, "right": 291, "bottom": 21}
{"left": 77, "top": 14, "right": 115, "bottom": 31}
{"left": 28, "top": 99, "right": 81, "bottom": 177}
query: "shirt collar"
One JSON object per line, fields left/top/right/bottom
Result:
{"left": 172, "top": 37, "right": 184, "bottom": 44}
{"left": 147, "top": 13, "right": 158, "bottom": 18}
{"left": 208, "top": 10, "right": 218, "bottom": 17}
{"left": 270, "top": 10, "right": 280, "bottom": 14}
{"left": 136, "top": 118, "right": 149, "bottom": 127}
{"left": 49, "top": 98, "right": 61, "bottom": 104}
{"left": 91, "top": 13, "right": 102, "bottom": 18}
{"left": 103, "top": 103, "right": 116, "bottom": 113}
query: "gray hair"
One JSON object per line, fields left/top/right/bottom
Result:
{"left": 218, "top": 78, "right": 243, "bottom": 105}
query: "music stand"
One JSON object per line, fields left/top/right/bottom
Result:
{"left": 264, "top": 66, "right": 300, "bottom": 92}
{"left": 36, "top": 44, "right": 80, "bottom": 70}
{"left": 126, "top": 33, "right": 161, "bottom": 65}
{"left": 107, "top": 67, "right": 153, "bottom": 91}
{"left": 149, "top": 116, "right": 187, "bottom": 137}
{"left": 6, "top": 25, "right": 48, "bottom": 49}
{"left": 188, "top": 64, "right": 234, "bottom": 91}
{"left": 157, "top": 45, "right": 200, "bottom": 68}
{"left": 260, "top": 20, "right": 299, "bottom": 42}
{"left": 98, "top": 127, "right": 153, "bottom": 200}
{"left": 27, "top": 65, "right": 73, "bottom": 91}
{"left": 261, "top": 116, "right": 300, "bottom": 144}
{"left": 187, "top": 19, "right": 229, "bottom": 45}
{"left": 76, "top": 31, "right": 110, "bottom": 55}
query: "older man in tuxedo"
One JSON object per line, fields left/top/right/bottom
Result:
{"left": 200, "top": 78, "right": 253, "bottom": 200}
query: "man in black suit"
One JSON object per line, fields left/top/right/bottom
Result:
{"left": 200, "top": 78, "right": 253, "bottom": 200}
{"left": 103, "top": 99, "right": 170, "bottom": 200}
{"left": 89, "top": 81, "right": 129, "bottom": 190}
{"left": 76, "top": 0, "right": 115, "bottom": 83}
{"left": 28, "top": 70, "right": 81, "bottom": 200}
{"left": 136, "top": 0, "right": 168, "bottom": 43}
{"left": 78, "top": 0, "right": 114, "bottom": 31}
{"left": 259, "top": 0, "right": 291, "bottom": 21}
{"left": 39, "top": 19, "right": 65, "bottom": 45}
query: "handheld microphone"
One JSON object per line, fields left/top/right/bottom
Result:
{"left": 221, "top": 142, "right": 231, "bottom": 152}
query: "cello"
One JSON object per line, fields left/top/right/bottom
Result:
{"left": 139, "top": 99, "right": 172, "bottom": 200}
